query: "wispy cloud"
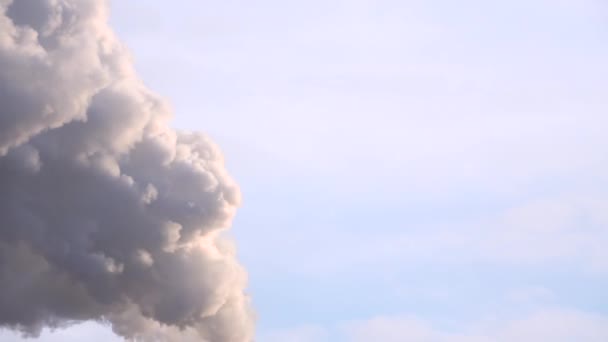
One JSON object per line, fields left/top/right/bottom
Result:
{"left": 266, "top": 309, "right": 608, "bottom": 342}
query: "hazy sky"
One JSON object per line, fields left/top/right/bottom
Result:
{"left": 3, "top": 0, "right": 608, "bottom": 340}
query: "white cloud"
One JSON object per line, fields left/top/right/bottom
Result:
{"left": 493, "top": 310, "right": 608, "bottom": 342}
{"left": 268, "top": 309, "right": 608, "bottom": 342}
{"left": 340, "top": 316, "right": 487, "bottom": 342}
{"left": 260, "top": 325, "right": 328, "bottom": 342}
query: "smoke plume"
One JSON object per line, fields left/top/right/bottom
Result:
{"left": 0, "top": 0, "right": 254, "bottom": 341}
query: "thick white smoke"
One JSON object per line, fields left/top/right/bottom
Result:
{"left": 0, "top": 0, "right": 254, "bottom": 341}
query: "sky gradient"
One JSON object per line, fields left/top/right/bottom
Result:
{"left": 3, "top": 0, "right": 608, "bottom": 340}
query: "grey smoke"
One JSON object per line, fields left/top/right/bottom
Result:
{"left": 0, "top": 0, "right": 254, "bottom": 341}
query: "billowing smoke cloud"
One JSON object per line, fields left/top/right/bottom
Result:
{"left": 0, "top": 0, "right": 254, "bottom": 341}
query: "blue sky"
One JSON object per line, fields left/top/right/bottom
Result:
{"left": 3, "top": 0, "right": 608, "bottom": 340}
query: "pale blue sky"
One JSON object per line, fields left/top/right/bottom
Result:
{"left": 4, "top": 0, "right": 608, "bottom": 340}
